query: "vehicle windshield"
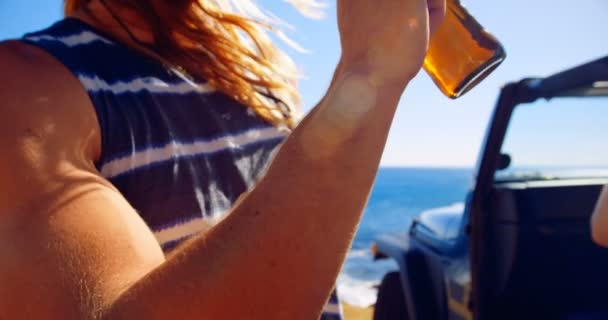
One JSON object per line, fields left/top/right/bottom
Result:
{"left": 495, "top": 94, "right": 608, "bottom": 182}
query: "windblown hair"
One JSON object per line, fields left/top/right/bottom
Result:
{"left": 64, "top": 0, "right": 325, "bottom": 128}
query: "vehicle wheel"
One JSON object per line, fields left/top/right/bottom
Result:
{"left": 373, "top": 271, "right": 409, "bottom": 320}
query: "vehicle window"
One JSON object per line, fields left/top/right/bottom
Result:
{"left": 496, "top": 95, "right": 608, "bottom": 182}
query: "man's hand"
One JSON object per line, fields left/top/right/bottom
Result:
{"left": 337, "top": 0, "right": 446, "bottom": 87}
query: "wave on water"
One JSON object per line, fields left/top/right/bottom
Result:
{"left": 421, "top": 202, "right": 465, "bottom": 215}
{"left": 337, "top": 249, "right": 398, "bottom": 307}
{"left": 337, "top": 272, "right": 379, "bottom": 308}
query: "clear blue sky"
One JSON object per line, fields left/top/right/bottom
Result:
{"left": 1, "top": 1, "right": 607, "bottom": 167}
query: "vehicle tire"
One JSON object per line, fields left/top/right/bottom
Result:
{"left": 373, "top": 271, "right": 409, "bottom": 320}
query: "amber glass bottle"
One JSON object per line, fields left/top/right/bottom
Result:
{"left": 423, "top": 0, "right": 506, "bottom": 98}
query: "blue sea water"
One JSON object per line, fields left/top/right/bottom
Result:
{"left": 337, "top": 167, "right": 473, "bottom": 307}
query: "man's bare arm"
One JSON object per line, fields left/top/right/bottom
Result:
{"left": 0, "top": 40, "right": 388, "bottom": 320}
{"left": 0, "top": 44, "right": 403, "bottom": 320}
{"left": 1, "top": 0, "right": 446, "bottom": 319}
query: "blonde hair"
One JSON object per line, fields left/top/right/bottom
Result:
{"left": 64, "top": 0, "right": 325, "bottom": 128}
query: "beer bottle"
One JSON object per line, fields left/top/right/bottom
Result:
{"left": 424, "top": 0, "right": 506, "bottom": 98}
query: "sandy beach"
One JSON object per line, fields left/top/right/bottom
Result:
{"left": 342, "top": 303, "right": 374, "bottom": 320}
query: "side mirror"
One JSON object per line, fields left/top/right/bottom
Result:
{"left": 497, "top": 153, "right": 511, "bottom": 171}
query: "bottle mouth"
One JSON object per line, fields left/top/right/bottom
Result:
{"left": 452, "top": 48, "right": 507, "bottom": 99}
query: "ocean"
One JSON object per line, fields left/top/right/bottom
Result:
{"left": 337, "top": 167, "right": 473, "bottom": 307}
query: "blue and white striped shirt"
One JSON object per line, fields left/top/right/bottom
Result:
{"left": 23, "top": 18, "right": 343, "bottom": 319}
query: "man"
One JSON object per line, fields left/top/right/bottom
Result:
{"left": 0, "top": 0, "right": 446, "bottom": 318}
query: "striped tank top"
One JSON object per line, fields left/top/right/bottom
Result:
{"left": 22, "top": 18, "right": 343, "bottom": 319}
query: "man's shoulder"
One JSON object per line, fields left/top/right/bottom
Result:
{"left": 0, "top": 39, "right": 74, "bottom": 107}
{"left": 0, "top": 39, "right": 101, "bottom": 162}
{"left": 0, "top": 39, "right": 55, "bottom": 73}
